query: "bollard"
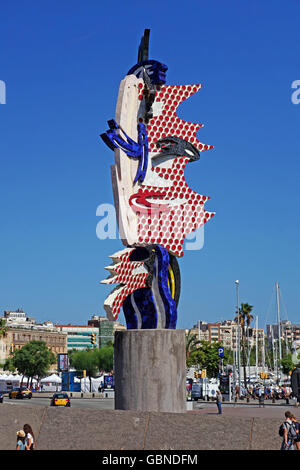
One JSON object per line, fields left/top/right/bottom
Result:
{"left": 247, "top": 397, "right": 250, "bottom": 403}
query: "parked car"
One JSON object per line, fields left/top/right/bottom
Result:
{"left": 50, "top": 392, "right": 71, "bottom": 407}
{"left": 9, "top": 387, "right": 32, "bottom": 399}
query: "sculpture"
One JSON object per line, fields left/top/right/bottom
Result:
{"left": 101, "top": 30, "right": 214, "bottom": 329}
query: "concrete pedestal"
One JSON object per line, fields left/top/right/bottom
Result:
{"left": 114, "top": 329, "right": 186, "bottom": 413}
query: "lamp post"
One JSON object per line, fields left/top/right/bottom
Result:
{"left": 235, "top": 280, "right": 241, "bottom": 398}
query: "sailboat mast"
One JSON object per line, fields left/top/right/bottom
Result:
{"left": 276, "top": 282, "right": 282, "bottom": 365}
{"left": 255, "top": 316, "right": 258, "bottom": 378}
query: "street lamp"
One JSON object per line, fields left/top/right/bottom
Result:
{"left": 235, "top": 280, "right": 241, "bottom": 398}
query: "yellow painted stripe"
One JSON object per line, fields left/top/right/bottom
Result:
{"left": 168, "top": 264, "right": 176, "bottom": 299}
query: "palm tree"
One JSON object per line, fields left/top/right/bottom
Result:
{"left": 235, "top": 303, "right": 254, "bottom": 391}
{"left": 0, "top": 319, "right": 8, "bottom": 338}
{"left": 186, "top": 330, "right": 201, "bottom": 361}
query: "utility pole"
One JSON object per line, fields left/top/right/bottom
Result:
{"left": 235, "top": 280, "right": 241, "bottom": 397}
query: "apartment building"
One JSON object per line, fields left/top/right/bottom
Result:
{"left": 190, "top": 320, "right": 265, "bottom": 353}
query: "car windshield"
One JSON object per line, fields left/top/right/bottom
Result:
{"left": 55, "top": 394, "right": 68, "bottom": 398}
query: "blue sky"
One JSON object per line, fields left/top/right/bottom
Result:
{"left": 0, "top": 0, "right": 299, "bottom": 331}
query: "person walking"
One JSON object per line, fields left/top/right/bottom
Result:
{"left": 280, "top": 411, "right": 297, "bottom": 450}
{"left": 16, "top": 430, "right": 26, "bottom": 450}
{"left": 291, "top": 414, "right": 300, "bottom": 450}
{"left": 216, "top": 390, "right": 222, "bottom": 415}
{"left": 23, "top": 424, "right": 35, "bottom": 450}
{"left": 258, "top": 387, "right": 265, "bottom": 408}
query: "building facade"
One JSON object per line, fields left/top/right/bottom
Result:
{"left": 190, "top": 320, "right": 265, "bottom": 353}
{"left": 56, "top": 325, "right": 99, "bottom": 351}
{"left": 0, "top": 325, "right": 67, "bottom": 371}
{"left": 266, "top": 321, "right": 300, "bottom": 347}
{"left": 88, "top": 315, "right": 126, "bottom": 348}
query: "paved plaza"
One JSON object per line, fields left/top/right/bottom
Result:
{"left": 1, "top": 402, "right": 299, "bottom": 451}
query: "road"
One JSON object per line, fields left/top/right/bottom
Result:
{"left": 2, "top": 396, "right": 115, "bottom": 410}
{"left": 3, "top": 395, "right": 297, "bottom": 416}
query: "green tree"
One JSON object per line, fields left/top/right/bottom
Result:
{"left": 280, "top": 354, "right": 295, "bottom": 375}
{"left": 11, "top": 341, "right": 56, "bottom": 386}
{"left": 235, "top": 303, "right": 254, "bottom": 389}
{"left": 0, "top": 319, "right": 8, "bottom": 338}
{"left": 69, "top": 349, "right": 98, "bottom": 392}
{"left": 95, "top": 346, "right": 114, "bottom": 373}
{"left": 3, "top": 357, "right": 16, "bottom": 373}
{"left": 189, "top": 341, "right": 222, "bottom": 378}
{"left": 186, "top": 330, "right": 201, "bottom": 366}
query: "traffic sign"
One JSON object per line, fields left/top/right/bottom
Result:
{"left": 218, "top": 347, "right": 224, "bottom": 358}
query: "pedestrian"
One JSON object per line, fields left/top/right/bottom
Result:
{"left": 16, "top": 430, "right": 26, "bottom": 450}
{"left": 216, "top": 390, "right": 222, "bottom": 415}
{"left": 23, "top": 424, "right": 35, "bottom": 450}
{"left": 258, "top": 387, "right": 265, "bottom": 408}
{"left": 280, "top": 411, "right": 297, "bottom": 450}
{"left": 291, "top": 414, "right": 300, "bottom": 450}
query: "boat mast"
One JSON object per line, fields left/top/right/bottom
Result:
{"left": 276, "top": 282, "right": 282, "bottom": 382}
{"left": 255, "top": 316, "right": 258, "bottom": 378}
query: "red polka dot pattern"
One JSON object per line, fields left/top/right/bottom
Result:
{"left": 139, "top": 84, "right": 214, "bottom": 153}
{"left": 102, "top": 248, "right": 149, "bottom": 320}
{"left": 130, "top": 157, "right": 215, "bottom": 257}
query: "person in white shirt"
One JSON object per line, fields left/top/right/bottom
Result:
{"left": 23, "top": 424, "right": 35, "bottom": 450}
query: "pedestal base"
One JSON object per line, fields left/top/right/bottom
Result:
{"left": 114, "top": 329, "right": 186, "bottom": 413}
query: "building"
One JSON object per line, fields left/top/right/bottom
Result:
{"left": 55, "top": 324, "right": 99, "bottom": 351}
{"left": 0, "top": 315, "right": 67, "bottom": 371}
{"left": 266, "top": 321, "right": 300, "bottom": 347}
{"left": 88, "top": 315, "right": 126, "bottom": 348}
{"left": 190, "top": 320, "right": 265, "bottom": 353}
{"left": 8, "top": 326, "right": 67, "bottom": 355}
{"left": 4, "top": 309, "right": 35, "bottom": 325}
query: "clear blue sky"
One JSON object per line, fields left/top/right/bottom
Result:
{"left": 0, "top": 0, "right": 299, "bottom": 330}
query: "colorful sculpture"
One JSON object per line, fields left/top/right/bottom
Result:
{"left": 101, "top": 30, "right": 214, "bottom": 329}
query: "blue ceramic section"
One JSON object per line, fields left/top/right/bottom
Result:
{"left": 123, "top": 245, "right": 177, "bottom": 330}
{"left": 154, "top": 245, "right": 177, "bottom": 329}
{"left": 100, "top": 120, "right": 148, "bottom": 184}
{"left": 127, "top": 60, "right": 168, "bottom": 85}
{"left": 123, "top": 287, "right": 158, "bottom": 329}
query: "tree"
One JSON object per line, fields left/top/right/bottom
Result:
{"left": 10, "top": 341, "right": 56, "bottom": 386}
{"left": 235, "top": 303, "right": 254, "bottom": 389}
{"left": 94, "top": 346, "right": 114, "bottom": 373}
{"left": 280, "top": 354, "right": 295, "bottom": 375}
{"left": 189, "top": 341, "right": 222, "bottom": 378}
{"left": 69, "top": 349, "right": 98, "bottom": 392}
{"left": 0, "top": 319, "right": 8, "bottom": 338}
{"left": 3, "top": 357, "right": 16, "bottom": 373}
{"left": 186, "top": 330, "right": 201, "bottom": 366}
